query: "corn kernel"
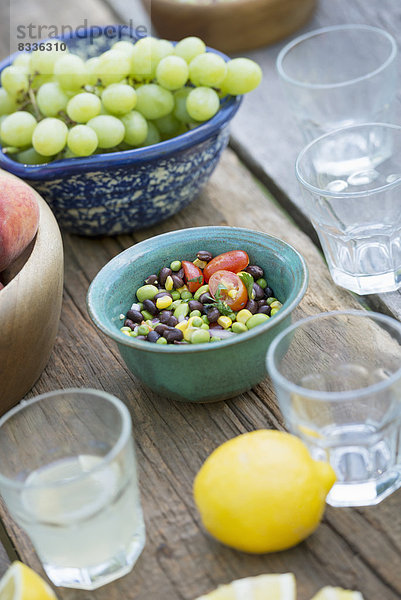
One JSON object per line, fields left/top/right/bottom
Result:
{"left": 228, "top": 289, "right": 238, "bottom": 299}
{"left": 217, "top": 316, "right": 232, "bottom": 329}
{"left": 165, "top": 275, "right": 174, "bottom": 291}
{"left": 156, "top": 295, "right": 173, "bottom": 310}
{"left": 193, "top": 258, "right": 207, "bottom": 269}
{"left": 175, "top": 320, "right": 189, "bottom": 332}
{"left": 122, "top": 330, "right": 131, "bottom": 336}
{"left": 236, "top": 309, "right": 253, "bottom": 324}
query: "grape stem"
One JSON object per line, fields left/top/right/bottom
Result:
{"left": 28, "top": 87, "right": 41, "bottom": 121}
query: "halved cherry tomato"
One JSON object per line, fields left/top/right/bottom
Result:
{"left": 209, "top": 270, "right": 248, "bottom": 311}
{"left": 181, "top": 260, "right": 204, "bottom": 292}
{"left": 203, "top": 251, "right": 249, "bottom": 282}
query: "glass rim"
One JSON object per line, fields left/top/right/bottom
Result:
{"left": 295, "top": 122, "right": 401, "bottom": 198}
{"left": 266, "top": 310, "right": 401, "bottom": 401}
{"left": 276, "top": 24, "right": 397, "bottom": 90}
{"left": 0, "top": 388, "right": 132, "bottom": 491}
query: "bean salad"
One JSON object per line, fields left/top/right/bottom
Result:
{"left": 120, "top": 250, "right": 282, "bottom": 345}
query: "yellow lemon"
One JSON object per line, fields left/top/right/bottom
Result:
{"left": 195, "top": 573, "right": 296, "bottom": 600}
{"left": 193, "top": 430, "right": 336, "bottom": 553}
{"left": 311, "top": 587, "right": 364, "bottom": 600}
{"left": 0, "top": 561, "right": 57, "bottom": 600}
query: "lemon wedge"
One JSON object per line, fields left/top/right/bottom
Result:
{"left": 311, "top": 587, "right": 364, "bottom": 600}
{"left": 195, "top": 573, "right": 296, "bottom": 600}
{"left": 0, "top": 562, "right": 57, "bottom": 600}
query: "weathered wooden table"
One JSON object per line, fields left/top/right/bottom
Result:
{"left": 0, "top": 1, "right": 400, "bottom": 599}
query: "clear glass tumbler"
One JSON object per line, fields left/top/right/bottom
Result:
{"left": 276, "top": 24, "right": 397, "bottom": 143}
{"left": 296, "top": 123, "right": 401, "bottom": 294}
{"left": 266, "top": 310, "right": 401, "bottom": 507}
{"left": 0, "top": 389, "right": 146, "bottom": 590}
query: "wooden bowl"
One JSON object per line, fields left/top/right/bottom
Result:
{"left": 143, "top": 0, "right": 317, "bottom": 53}
{"left": 0, "top": 172, "right": 64, "bottom": 415}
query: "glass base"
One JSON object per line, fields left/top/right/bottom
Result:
{"left": 326, "top": 469, "right": 401, "bottom": 507}
{"left": 330, "top": 267, "right": 401, "bottom": 295}
{"left": 43, "top": 533, "right": 145, "bottom": 590}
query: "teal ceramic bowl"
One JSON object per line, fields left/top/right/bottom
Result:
{"left": 86, "top": 226, "right": 308, "bottom": 402}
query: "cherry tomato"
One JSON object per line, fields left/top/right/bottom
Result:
{"left": 203, "top": 251, "right": 249, "bottom": 282}
{"left": 209, "top": 270, "right": 248, "bottom": 311}
{"left": 181, "top": 260, "right": 204, "bottom": 292}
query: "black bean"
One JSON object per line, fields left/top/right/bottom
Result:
{"left": 159, "top": 310, "right": 173, "bottom": 324}
{"left": 155, "top": 323, "right": 169, "bottom": 335}
{"left": 154, "top": 291, "right": 172, "bottom": 301}
{"left": 264, "top": 286, "right": 274, "bottom": 298}
{"left": 147, "top": 330, "right": 160, "bottom": 343}
{"left": 188, "top": 300, "right": 204, "bottom": 313}
{"left": 159, "top": 267, "right": 172, "bottom": 286}
{"left": 142, "top": 299, "right": 157, "bottom": 315}
{"left": 126, "top": 309, "right": 143, "bottom": 323}
{"left": 124, "top": 319, "right": 136, "bottom": 330}
{"left": 164, "top": 328, "right": 183, "bottom": 343}
{"left": 245, "top": 299, "right": 258, "bottom": 314}
{"left": 253, "top": 283, "right": 265, "bottom": 300}
{"left": 176, "top": 268, "right": 184, "bottom": 280}
{"left": 199, "top": 292, "right": 214, "bottom": 304}
{"left": 136, "top": 335, "right": 147, "bottom": 341}
{"left": 167, "top": 316, "right": 179, "bottom": 327}
{"left": 246, "top": 265, "right": 264, "bottom": 279}
{"left": 207, "top": 307, "right": 220, "bottom": 323}
{"left": 258, "top": 299, "right": 267, "bottom": 307}
{"left": 258, "top": 305, "right": 271, "bottom": 316}
{"left": 197, "top": 250, "right": 213, "bottom": 262}
{"left": 172, "top": 275, "right": 184, "bottom": 289}
{"left": 144, "top": 274, "right": 158, "bottom": 285}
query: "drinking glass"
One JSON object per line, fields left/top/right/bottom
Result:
{"left": 266, "top": 310, "right": 401, "bottom": 507}
{"left": 276, "top": 24, "right": 397, "bottom": 143}
{"left": 0, "top": 388, "right": 146, "bottom": 590}
{"left": 296, "top": 122, "right": 401, "bottom": 294}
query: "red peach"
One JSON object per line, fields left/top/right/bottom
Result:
{"left": 0, "top": 171, "right": 40, "bottom": 272}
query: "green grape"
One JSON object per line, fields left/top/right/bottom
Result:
{"left": 12, "top": 53, "right": 31, "bottom": 73}
{"left": 0, "top": 88, "right": 17, "bottom": 116}
{"left": 87, "top": 115, "right": 125, "bottom": 148}
{"left": 32, "top": 117, "right": 68, "bottom": 155}
{"left": 54, "top": 54, "right": 88, "bottom": 90}
{"left": 111, "top": 40, "right": 136, "bottom": 59}
{"left": 142, "top": 121, "right": 161, "bottom": 147}
{"left": 0, "top": 115, "right": 7, "bottom": 143}
{"left": 220, "top": 58, "right": 262, "bottom": 95}
{"left": 36, "top": 82, "right": 69, "bottom": 117}
{"left": 156, "top": 56, "right": 189, "bottom": 91}
{"left": 189, "top": 53, "right": 227, "bottom": 87}
{"left": 1, "top": 111, "right": 37, "bottom": 147}
{"left": 66, "top": 92, "right": 101, "bottom": 123}
{"left": 153, "top": 113, "right": 180, "bottom": 137}
{"left": 135, "top": 84, "right": 174, "bottom": 120}
{"left": 186, "top": 87, "right": 220, "bottom": 122}
{"left": 1, "top": 66, "right": 29, "bottom": 97}
{"left": 173, "top": 87, "right": 192, "bottom": 123}
{"left": 97, "top": 50, "right": 131, "bottom": 86}
{"left": 175, "top": 37, "right": 206, "bottom": 64}
{"left": 101, "top": 83, "right": 136, "bottom": 115}
{"left": 15, "top": 147, "right": 49, "bottom": 165}
{"left": 130, "top": 37, "right": 173, "bottom": 81}
{"left": 86, "top": 57, "right": 101, "bottom": 86}
{"left": 121, "top": 110, "right": 148, "bottom": 146}
{"left": 30, "top": 73, "right": 53, "bottom": 91}
{"left": 153, "top": 39, "right": 174, "bottom": 65}
{"left": 30, "top": 41, "right": 69, "bottom": 75}
{"left": 67, "top": 124, "right": 98, "bottom": 156}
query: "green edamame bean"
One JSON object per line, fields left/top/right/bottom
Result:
{"left": 256, "top": 278, "right": 267, "bottom": 289}
{"left": 137, "top": 324, "right": 150, "bottom": 335}
{"left": 201, "top": 323, "right": 209, "bottom": 330}
{"left": 232, "top": 322, "right": 248, "bottom": 334}
{"left": 181, "top": 291, "right": 193, "bottom": 301}
{"left": 129, "top": 330, "right": 138, "bottom": 337}
{"left": 191, "top": 316, "right": 203, "bottom": 327}
{"left": 170, "top": 260, "right": 182, "bottom": 271}
{"left": 136, "top": 285, "right": 159, "bottom": 302}
{"left": 194, "top": 284, "right": 209, "bottom": 301}
{"left": 270, "top": 307, "right": 280, "bottom": 316}
{"left": 202, "top": 315, "right": 209, "bottom": 324}
{"left": 191, "top": 329, "right": 210, "bottom": 344}
{"left": 210, "top": 336, "right": 220, "bottom": 342}
{"left": 270, "top": 300, "right": 282, "bottom": 309}
{"left": 156, "top": 336, "right": 168, "bottom": 344}
{"left": 190, "top": 310, "right": 202, "bottom": 318}
{"left": 266, "top": 297, "right": 277, "bottom": 306}
{"left": 171, "top": 290, "right": 181, "bottom": 301}
{"left": 141, "top": 310, "right": 154, "bottom": 321}
{"left": 246, "top": 313, "right": 270, "bottom": 329}
{"left": 174, "top": 303, "right": 189, "bottom": 319}
{"left": 171, "top": 299, "right": 182, "bottom": 310}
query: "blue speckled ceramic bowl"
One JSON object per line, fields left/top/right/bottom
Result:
{"left": 0, "top": 27, "right": 242, "bottom": 236}
{"left": 87, "top": 226, "right": 309, "bottom": 402}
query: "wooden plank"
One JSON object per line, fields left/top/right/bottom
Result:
{"left": 0, "top": 150, "right": 399, "bottom": 600}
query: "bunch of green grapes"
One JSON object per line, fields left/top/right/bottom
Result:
{"left": 0, "top": 37, "right": 262, "bottom": 165}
